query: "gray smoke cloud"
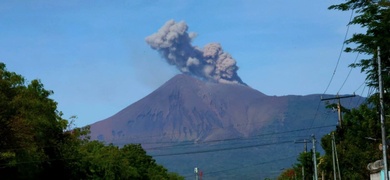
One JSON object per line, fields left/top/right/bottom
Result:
{"left": 145, "top": 20, "right": 246, "bottom": 85}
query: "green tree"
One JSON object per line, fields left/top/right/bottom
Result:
{"left": 320, "top": 104, "right": 382, "bottom": 179}
{"left": 75, "top": 141, "right": 183, "bottom": 180}
{"left": 329, "top": 0, "right": 390, "bottom": 91}
{"left": 0, "top": 62, "right": 184, "bottom": 179}
{"left": 295, "top": 151, "right": 321, "bottom": 180}
{"left": 278, "top": 151, "right": 320, "bottom": 180}
{"left": 0, "top": 62, "right": 70, "bottom": 179}
{"left": 281, "top": 1, "right": 390, "bottom": 179}
{"left": 317, "top": 1, "right": 390, "bottom": 178}
{"left": 278, "top": 168, "right": 296, "bottom": 180}
{"left": 297, "top": 151, "right": 320, "bottom": 180}
{"left": 60, "top": 123, "right": 93, "bottom": 179}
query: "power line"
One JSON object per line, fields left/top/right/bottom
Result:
{"left": 202, "top": 155, "right": 297, "bottom": 176}
{"left": 107, "top": 118, "right": 299, "bottom": 144}
{"left": 143, "top": 124, "right": 336, "bottom": 152}
{"left": 305, "top": 9, "right": 356, "bottom": 138}
{"left": 354, "top": 82, "right": 367, "bottom": 107}
{"left": 104, "top": 114, "right": 336, "bottom": 143}
{"left": 151, "top": 140, "right": 293, "bottom": 157}
{"left": 0, "top": 124, "right": 336, "bottom": 154}
{"left": 300, "top": 96, "right": 336, "bottom": 138}
{"left": 181, "top": 155, "right": 298, "bottom": 178}
{"left": 305, "top": 100, "right": 323, "bottom": 136}
{"left": 126, "top": 124, "right": 336, "bottom": 150}
{"left": 337, "top": 52, "right": 360, "bottom": 94}
{"left": 323, "top": 9, "right": 355, "bottom": 95}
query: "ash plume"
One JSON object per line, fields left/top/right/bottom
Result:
{"left": 145, "top": 20, "right": 246, "bottom": 85}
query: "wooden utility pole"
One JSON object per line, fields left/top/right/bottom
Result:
{"left": 332, "top": 133, "right": 337, "bottom": 180}
{"left": 321, "top": 94, "right": 356, "bottom": 127}
{"left": 331, "top": 132, "right": 341, "bottom": 180}
{"left": 312, "top": 135, "right": 318, "bottom": 180}
{"left": 378, "top": 46, "right": 388, "bottom": 180}
{"left": 321, "top": 93, "right": 355, "bottom": 180}
{"left": 295, "top": 139, "right": 308, "bottom": 180}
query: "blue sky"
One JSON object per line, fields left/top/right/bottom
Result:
{"left": 1, "top": 1, "right": 368, "bottom": 127}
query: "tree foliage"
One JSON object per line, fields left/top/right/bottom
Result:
{"left": 278, "top": 168, "right": 296, "bottom": 180}
{"left": 281, "top": 1, "right": 390, "bottom": 179}
{"left": 318, "top": 1, "right": 390, "bottom": 179}
{"left": 0, "top": 62, "right": 183, "bottom": 179}
{"left": 0, "top": 62, "right": 68, "bottom": 179}
{"left": 297, "top": 151, "right": 320, "bottom": 180}
{"left": 329, "top": 0, "right": 390, "bottom": 91}
{"left": 320, "top": 104, "right": 382, "bottom": 179}
{"left": 278, "top": 151, "right": 320, "bottom": 180}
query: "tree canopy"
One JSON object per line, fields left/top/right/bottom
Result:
{"left": 279, "top": 0, "right": 390, "bottom": 179}
{"left": 320, "top": 104, "right": 382, "bottom": 179}
{"left": 329, "top": 0, "right": 390, "bottom": 90}
{"left": 321, "top": 0, "right": 390, "bottom": 178}
{"left": 278, "top": 151, "right": 320, "bottom": 180}
{"left": 0, "top": 62, "right": 183, "bottom": 179}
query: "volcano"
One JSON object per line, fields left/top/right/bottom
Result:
{"left": 91, "top": 74, "right": 305, "bottom": 144}
{"left": 89, "top": 74, "right": 361, "bottom": 179}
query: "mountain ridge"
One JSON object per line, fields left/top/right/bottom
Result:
{"left": 90, "top": 74, "right": 353, "bottom": 144}
{"left": 90, "top": 74, "right": 294, "bottom": 143}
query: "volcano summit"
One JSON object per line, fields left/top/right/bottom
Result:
{"left": 90, "top": 74, "right": 294, "bottom": 144}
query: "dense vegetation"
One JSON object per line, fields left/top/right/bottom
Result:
{"left": 278, "top": 0, "right": 390, "bottom": 179}
{"left": 0, "top": 63, "right": 183, "bottom": 179}
{"left": 321, "top": 0, "right": 390, "bottom": 179}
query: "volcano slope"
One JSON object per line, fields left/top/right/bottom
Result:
{"left": 90, "top": 74, "right": 362, "bottom": 179}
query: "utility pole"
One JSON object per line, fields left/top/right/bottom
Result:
{"left": 335, "top": 136, "right": 341, "bottom": 180}
{"left": 321, "top": 94, "right": 356, "bottom": 128}
{"left": 312, "top": 135, "right": 318, "bottom": 180}
{"left": 295, "top": 139, "right": 308, "bottom": 180}
{"left": 332, "top": 133, "right": 337, "bottom": 180}
{"left": 331, "top": 132, "right": 341, "bottom": 180}
{"left": 378, "top": 46, "right": 388, "bottom": 180}
{"left": 321, "top": 93, "right": 355, "bottom": 180}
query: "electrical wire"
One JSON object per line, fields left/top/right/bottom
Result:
{"left": 350, "top": 80, "right": 368, "bottom": 107}
{"left": 106, "top": 118, "right": 298, "bottom": 144}
{"left": 337, "top": 53, "right": 360, "bottom": 94}
{"left": 0, "top": 123, "right": 336, "bottom": 153}
{"left": 151, "top": 140, "right": 293, "bottom": 157}
{"left": 144, "top": 124, "right": 336, "bottom": 153}
{"left": 115, "top": 124, "right": 337, "bottom": 151}
{"left": 186, "top": 155, "right": 298, "bottom": 177}
{"left": 323, "top": 9, "right": 355, "bottom": 95}
{"left": 304, "top": 9, "right": 356, "bottom": 138}
{"left": 104, "top": 112, "right": 336, "bottom": 144}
